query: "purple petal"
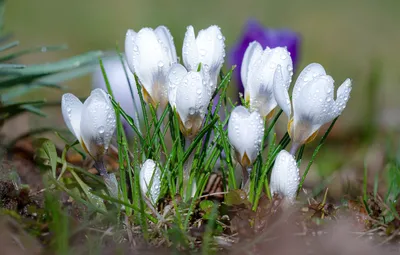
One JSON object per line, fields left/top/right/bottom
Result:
{"left": 229, "top": 18, "right": 301, "bottom": 96}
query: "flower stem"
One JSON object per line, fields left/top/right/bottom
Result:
{"left": 94, "top": 159, "right": 119, "bottom": 199}
{"left": 183, "top": 137, "right": 195, "bottom": 198}
{"left": 94, "top": 160, "right": 109, "bottom": 177}
{"left": 183, "top": 137, "right": 194, "bottom": 180}
{"left": 290, "top": 142, "right": 300, "bottom": 155}
{"left": 242, "top": 166, "right": 251, "bottom": 194}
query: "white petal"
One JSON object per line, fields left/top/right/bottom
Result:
{"left": 334, "top": 78, "right": 352, "bottom": 116}
{"left": 195, "top": 25, "right": 225, "bottom": 91}
{"left": 132, "top": 28, "right": 171, "bottom": 108}
{"left": 266, "top": 47, "right": 293, "bottom": 90}
{"left": 270, "top": 150, "right": 300, "bottom": 201}
{"left": 154, "top": 26, "right": 178, "bottom": 63}
{"left": 61, "top": 93, "right": 83, "bottom": 140}
{"left": 182, "top": 26, "right": 199, "bottom": 71}
{"left": 273, "top": 65, "right": 292, "bottom": 119}
{"left": 92, "top": 55, "right": 142, "bottom": 128}
{"left": 246, "top": 47, "right": 293, "bottom": 118}
{"left": 124, "top": 29, "right": 137, "bottom": 74}
{"left": 175, "top": 71, "right": 211, "bottom": 135}
{"left": 292, "top": 75, "right": 335, "bottom": 144}
{"left": 228, "top": 106, "right": 264, "bottom": 166}
{"left": 140, "top": 159, "right": 161, "bottom": 204}
{"left": 240, "top": 41, "right": 263, "bottom": 90}
{"left": 80, "top": 88, "right": 116, "bottom": 159}
{"left": 167, "top": 63, "right": 188, "bottom": 109}
{"left": 246, "top": 50, "right": 276, "bottom": 117}
{"left": 293, "top": 63, "right": 326, "bottom": 101}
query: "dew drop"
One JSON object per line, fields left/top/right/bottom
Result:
{"left": 199, "top": 49, "right": 207, "bottom": 56}
{"left": 189, "top": 107, "right": 195, "bottom": 115}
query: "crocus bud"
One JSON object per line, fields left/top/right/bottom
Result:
{"left": 61, "top": 89, "right": 116, "bottom": 160}
{"left": 270, "top": 150, "right": 300, "bottom": 202}
{"left": 125, "top": 26, "right": 177, "bottom": 110}
{"left": 140, "top": 159, "right": 161, "bottom": 204}
{"left": 182, "top": 25, "right": 225, "bottom": 95}
{"left": 275, "top": 63, "right": 352, "bottom": 145}
{"left": 241, "top": 42, "right": 293, "bottom": 118}
{"left": 92, "top": 55, "right": 142, "bottom": 130}
{"left": 228, "top": 106, "right": 264, "bottom": 168}
{"left": 168, "top": 63, "right": 211, "bottom": 139}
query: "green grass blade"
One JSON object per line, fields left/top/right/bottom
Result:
{"left": 0, "top": 44, "right": 68, "bottom": 62}
{"left": 0, "top": 40, "right": 19, "bottom": 52}
{"left": 297, "top": 117, "right": 339, "bottom": 195}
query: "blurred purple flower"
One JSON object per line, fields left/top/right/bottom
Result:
{"left": 229, "top": 19, "right": 301, "bottom": 95}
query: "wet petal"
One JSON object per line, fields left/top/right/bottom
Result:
{"left": 124, "top": 29, "right": 137, "bottom": 74}
{"left": 132, "top": 27, "right": 174, "bottom": 109}
{"left": 154, "top": 26, "right": 178, "bottom": 63}
{"left": 270, "top": 150, "right": 300, "bottom": 201}
{"left": 334, "top": 78, "right": 352, "bottom": 116}
{"left": 182, "top": 26, "right": 199, "bottom": 71}
{"left": 167, "top": 63, "right": 188, "bottom": 109}
{"left": 246, "top": 46, "right": 292, "bottom": 118}
{"left": 175, "top": 71, "right": 211, "bottom": 138}
{"left": 183, "top": 25, "right": 225, "bottom": 95}
{"left": 240, "top": 41, "right": 263, "bottom": 90}
{"left": 293, "top": 63, "right": 326, "bottom": 102}
{"left": 61, "top": 93, "right": 83, "bottom": 140}
{"left": 195, "top": 25, "right": 225, "bottom": 91}
{"left": 228, "top": 106, "right": 264, "bottom": 167}
{"left": 80, "top": 88, "right": 116, "bottom": 159}
{"left": 140, "top": 159, "right": 161, "bottom": 205}
{"left": 273, "top": 65, "right": 292, "bottom": 119}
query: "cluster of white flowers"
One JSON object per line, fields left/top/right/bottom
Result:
{"left": 229, "top": 42, "right": 352, "bottom": 201}
{"left": 61, "top": 24, "right": 352, "bottom": 204}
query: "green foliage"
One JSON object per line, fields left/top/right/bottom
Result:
{"left": 44, "top": 191, "right": 70, "bottom": 255}
{"left": 34, "top": 138, "right": 58, "bottom": 178}
{"left": 0, "top": 31, "right": 102, "bottom": 127}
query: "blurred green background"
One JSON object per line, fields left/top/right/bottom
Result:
{"left": 3, "top": 0, "right": 400, "bottom": 192}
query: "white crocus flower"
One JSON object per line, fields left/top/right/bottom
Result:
{"left": 61, "top": 88, "right": 116, "bottom": 161}
{"left": 228, "top": 106, "right": 264, "bottom": 168}
{"left": 182, "top": 25, "right": 225, "bottom": 96}
{"left": 140, "top": 159, "right": 161, "bottom": 205}
{"left": 274, "top": 63, "right": 352, "bottom": 148}
{"left": 92, "top": 55, "right": 142, "bottom": 131}
{"left": 241, "top": 41, "right": 293, "bottom": 118}
{"left": 125, "top": 26, "right": 177, "bottom": 110}
{"left": 167, "top": 63, "right": 211, "bottom": 139}
{"left": 270, "top": 150, "right": 300, "bottom": 202}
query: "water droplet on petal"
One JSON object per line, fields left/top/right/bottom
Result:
{"left": 199, "top": 49, "right": 207, "bottom": 56}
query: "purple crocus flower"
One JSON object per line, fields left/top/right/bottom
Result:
{"left": 229, "top": 19, "right": 301, "bottom": 95}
